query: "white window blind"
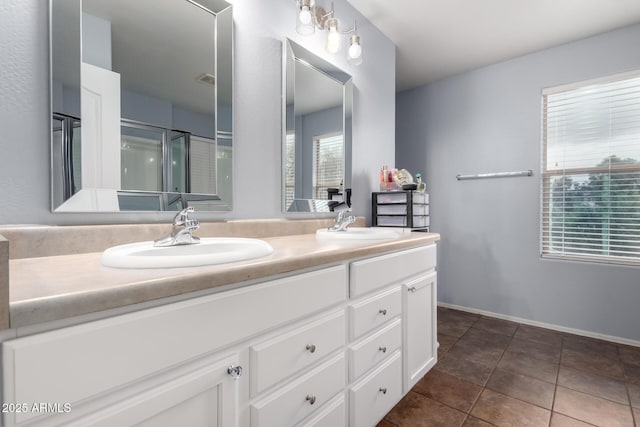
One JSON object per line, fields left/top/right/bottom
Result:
{"left": 285, "top": 132, "right": 295, "bottom": 208}
{"left": 313, "top": 133, "right": 344, "bottom": 199}
{"left": 542, "top": 72, "right": 640, "bottom": 265}
{"left": 190, "top": 135, "right": 217, "bottom": 195}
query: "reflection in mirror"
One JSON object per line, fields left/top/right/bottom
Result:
{"left": 50, "top": 0, "right": 233, "bottom": 212}
{"left": 283, "top": 39, "right": 353, "bottom": 213}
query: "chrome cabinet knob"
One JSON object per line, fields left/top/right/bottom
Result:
{"left": 408, "top": 286, "right": 417, "bottom": 293}
{"left": 378, "top": 346, "right": 387, "bottom": 353}
{"left": 227, "top": 365, "right": 243, "bottom": 379}
{"left": 306, "top": 344, "right": 317, "bottom": 353}
{"left": 379, "top": 309, "right": 387, "bottom": 315}
{"left": 306, "top": 395, "right": 317, "bottom": 405}
{"left": 379, "top": 387, "right": 387, "bottom": 394}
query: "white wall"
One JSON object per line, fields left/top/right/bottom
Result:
{"left": 0, "top": 0, "right": 395, "bottom": 225}
{"left": 396, "top": 24, "right": 640, "bottom": 342}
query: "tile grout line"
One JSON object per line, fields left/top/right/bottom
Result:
{"left": 620, "top": 340, "right": 638, "bottom": 427}
{"left": 548, "top": 333, "right": 564, "bottom": 427}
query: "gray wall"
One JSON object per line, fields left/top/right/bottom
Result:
{"left": 397, "top": 24, "right": 640, "bottom": 342}
{"left": 0, "top": 0, "right": 395, "bottom": 225}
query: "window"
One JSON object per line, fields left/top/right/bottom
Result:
{"left": 542, "top": 72, "right": 640, "bottom": 265}
{"left": 313, "top": 133, "right": 344, "bottom": 199}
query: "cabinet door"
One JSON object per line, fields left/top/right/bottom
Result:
{"left": 66, "top": 354, "right": 241, "bottom": 427}
{"left": 403, "top": 272, "right": 437, "bottom": 391}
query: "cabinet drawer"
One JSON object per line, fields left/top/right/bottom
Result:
{"left": 376, "top": 204, "right": 429, "bottom": 216}
{"left": 349, "top": 319, "right": 401, "bottom": 381}
{"left": 299, "top": 395, "right": 346, "bottom": 427}
{"left": 250, "top": 354, "right": 345, "bottom": 427}
{"left": 349, "top": 351, "right": 402, "bottom": 427}
{"left": 250, "top": 311, "right": 345, "bottom": 396}
{"left": 350, "top": 245, "right": 436, "bottom": 297}
{"left": 349, "top": 287, "right": 401, "bottom": 340}
{"left": 376, "top": 215, "right": 429, "bottom": 227}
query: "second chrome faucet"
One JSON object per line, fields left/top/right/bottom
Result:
{"left": 328, "top": 208, "right": 356, "bottom": 232}
{"left": 154, "top": 207, "right": 201, "bottom": 247}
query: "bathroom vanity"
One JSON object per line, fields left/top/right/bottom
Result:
{"left": 0, "top": 221, "right": 438, "bottom": 426}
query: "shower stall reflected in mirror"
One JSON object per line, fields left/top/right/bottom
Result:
{"left": 52, "top": 116, "right": 219, "bottom": 211}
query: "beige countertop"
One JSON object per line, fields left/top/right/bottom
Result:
{"left": 8, "top": 231, "right": 439, "bottom": 328}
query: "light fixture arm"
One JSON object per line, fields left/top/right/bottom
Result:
{"left": 337, "top": 20, "right": 357, "bottom": 35}
{"left": 313, "top": 1, "right": 334, "bottom": 29}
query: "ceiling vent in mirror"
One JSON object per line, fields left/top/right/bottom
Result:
{"left": 196, "top": 73, "right": 216, "bottom": 85}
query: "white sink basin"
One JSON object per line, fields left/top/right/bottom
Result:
{"left": 315, "top": 227, "right": 403, "bottom": 240}
{"left": 101, "top": 237, "right": 274, "bottom": 269}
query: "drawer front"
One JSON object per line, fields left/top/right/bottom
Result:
{"left": 298, "top": 395, "right": 346, "bottom": 427}
{"left": 375, "top": 193, "right": 408, "bottom": 204}
{"left": 349, "top": 287, "right": 401, "bottom": 340}
{"left": 250, "top": 354, "right": 345, "bottom": 427}
{"left": 377, "top": 205, "right": 408, "bottom": 215}
{"left": 349, "top": 319, "right": 401, "bottom": 381}
{"left": 349, "top": 351, "right": 402, "bottom": 427}
{"left": 2, "top": 266, "right": 347, "bottom": 424}
{"left": 250, "top": 311, "right": 345, "bottom": 396}
{"left": 350, "top": 244, "right": 436, "bottom": 297}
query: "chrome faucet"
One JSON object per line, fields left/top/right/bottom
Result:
{"left": 154, "top": 207, "right": 201, "bottom": 247}
{"left": 328, "top": 209, "right": 356, "bottom": 232}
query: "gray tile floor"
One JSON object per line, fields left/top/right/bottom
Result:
{"left": 379, "top": 307, "right": 640, "bottom": 426}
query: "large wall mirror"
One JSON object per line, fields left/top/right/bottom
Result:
{"left": 283, "top": 39, "right": 353, "bottom": 213}
{"left": 50, "top": 0, "right": 233, "bottom": 212}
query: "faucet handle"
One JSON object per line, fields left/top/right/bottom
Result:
{"left": 185, "top": 218, "right": 200, "bottom": 232}
{"left": 173, "top": 207, "right": 196, "bottom": 226}
{"left": 336, "top": 208, "right": 352, "bottom": 222}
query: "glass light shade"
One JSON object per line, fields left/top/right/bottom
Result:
{"left": 299, "top": 7, "right": 312, "bottom": 24}
{"left": 326, "top": 18, "right": 341, "bottom": 53}
{"left": 347, "top": 35, "right": 362, "bottom": 65}
{"left": 296, "top": 0, "right": 315, "bottom": 35}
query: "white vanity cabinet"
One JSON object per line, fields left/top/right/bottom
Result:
{"left": 1, "top": 265, "right": 347, "bottom": 427}
{"left": 348, "top": 244, "right": 437, "bottom": 426}
{"left": 1, "top": 242, "right": 437, "bottom": 427}
{"left": 64, "top": 353, "right": 242, "bottom": 427}
{"left": 403, "top": 271, "right": 437, "bottom": 391}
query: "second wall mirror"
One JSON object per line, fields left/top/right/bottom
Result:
{"left": 283, "top": 39, "right": 353, "bottom": 213}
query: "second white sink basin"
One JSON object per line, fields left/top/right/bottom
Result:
{"left": 315, "top": 227, "right": 403, "bottom": 240}
{"left": 102, "top": 237, "right": 274, "bottom": 269}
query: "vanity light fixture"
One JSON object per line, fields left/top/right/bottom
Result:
{"left": 294, "top": 0, "right": 363, "bottom": 65}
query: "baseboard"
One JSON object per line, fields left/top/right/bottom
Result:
{"left": 437, "top": 302, "right": 640, "bottom": 348}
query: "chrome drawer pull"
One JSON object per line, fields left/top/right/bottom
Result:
{"left": 306, "top": 344, "right": 317, "bottom": 353}
{"left": 378, "top": 346, "right": 387, "bottom": 353}
{"left": 379, "top": 387, "right": 387, "bottom": 394}
{"left": 379, "top": 309, "right": 387, "bottom": 315}
{"left": 306, "top": 395, "right": 317, "bottom": 405}
{"left": 408, "top": 286, "right": 417, "bottom": 293}
{"left": 227, "top": 365, "right": 243, "bottom": 379}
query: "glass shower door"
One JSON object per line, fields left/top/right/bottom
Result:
{"left": 120, "top": 124, "right": 165, "bottom": 192}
